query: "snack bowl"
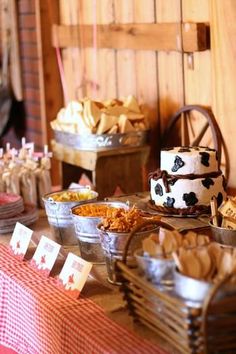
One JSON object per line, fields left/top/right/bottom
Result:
{"left": 174, "top": 268, "right": 212, "bottom": 302}
{"left": 97, "top": 224, "right": 159, "bottom": 285}
{"left": 71, "top": 201, "right": 129, "bottom": 263}
{"left": 134, "top": 249, "right": 175, "bottom": 286}
{"left": 209, "top": 221, "right": 236, "bottom": 247}
{"left": 42, "top": 187, "right": 98, "bottom": 245}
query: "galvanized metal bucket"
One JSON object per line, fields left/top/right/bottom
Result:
{"left": 135, "top": 249, "right": 175, "bottom": 286}
{"left": 209, "top": 221, "right": 236, "bottom": 247}
{"left": 71, "top": 201, "right": 129, "bottom": 264}
{"left": 42, "top": 188, "right": 98, "bottom": 245}
{"left": 97, "top": 224, "right": 159, "bottom": 285}
{"left": 174, "top": 269, "right": 212, "bottom": 303}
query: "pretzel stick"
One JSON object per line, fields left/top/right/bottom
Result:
{"left": 210, "top": 196, "right": 219, "bottom": 226}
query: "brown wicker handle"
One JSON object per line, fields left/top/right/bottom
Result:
{"left": 121, "top": 219, "right": 174, "bottom": 265}
{"left": 201, "top": 273, "right": 234, "bottom": 353}
{"left": 162, "top": 104, "right": 223, "bottom": 165}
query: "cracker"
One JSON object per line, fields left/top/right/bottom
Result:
{"left": 194, "top": 248, "right": 212, "bottom": 279}
{"left": 123, "top": 95, "right": 141, "bottom": 113}
{"left": 96, "top": 113, "right": 119, "bottom": 135}
{"left": 118, "top": 114, "right": 136, "bottom": 133}
{"left": 185, "top": 231, "right": 197, "bottom": 248}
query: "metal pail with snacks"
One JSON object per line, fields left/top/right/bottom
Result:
{"left": 71, "top": 201, "right": 129, "bottom": 263}
{"left": 42, "top": 188, "right": 98, "bottom": 245}
{"left": 97, "top": 223, "right": 158, "bottom": 285}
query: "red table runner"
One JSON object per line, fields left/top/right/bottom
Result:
{"left": 0, "top": 245, "right": 166, "bottom": 354}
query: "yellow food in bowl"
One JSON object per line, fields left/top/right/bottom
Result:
{"left": 50, "top": 190, "right": 95, "bottom": 202}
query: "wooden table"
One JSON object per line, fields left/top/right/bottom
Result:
{"left": 51, "top": 140, "right": 150, "bottom": 199}
{"left": 0, "top": 210, "right": 178, "bottom": 354}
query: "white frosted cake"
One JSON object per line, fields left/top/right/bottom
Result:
{"left": 149, "top": 146, "right": 226, "bottom": 215}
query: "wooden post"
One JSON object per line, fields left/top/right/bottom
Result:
{"left": 36, "top": 0, "right": 63, "bottom": 186}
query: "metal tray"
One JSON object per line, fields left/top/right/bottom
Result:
{"left": 53, "top": 129, "right": 149, "bottom": 150}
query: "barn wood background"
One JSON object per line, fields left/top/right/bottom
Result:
{"left": 4, "top": 1, "right": 236, "bottom": 192}
{"left": 49, "top": 0, "right": 236, "bottom": 191}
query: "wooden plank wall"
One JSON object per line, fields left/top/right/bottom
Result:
{"left": 55, "top": 0, "right": 236, "bottom": 190}
{"left": 210, "top": 0, "right": 236, "bottom": 192}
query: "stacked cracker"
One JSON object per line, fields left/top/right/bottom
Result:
{"left": 51, "top": 95, "right": 148, "bottom": 135}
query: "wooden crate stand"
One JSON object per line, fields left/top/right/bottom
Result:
{"left": 51, "top": 139, "right": 150, "bottom": 199}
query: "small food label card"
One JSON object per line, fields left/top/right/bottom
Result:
{"left": 9, "top": 222, "right": 33, "bottom": 260}
{"left": 30, "top": 236, "right": 61, "bottom": 276}
{"left": 58, "top": 253, "right": 92, "bottom": 298}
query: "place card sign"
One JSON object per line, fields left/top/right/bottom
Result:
{"left": 9, "top": 222, "right": 33, "bottom": 260}
{"left": 30, "top": 236, "right": 61, "bottom": 276}
{"left": 58, "top": 253, "right": 92, "bottom": 298}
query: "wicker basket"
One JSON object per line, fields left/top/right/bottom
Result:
{"left": 116, "top": 219, "right": 236, "bottom": 354}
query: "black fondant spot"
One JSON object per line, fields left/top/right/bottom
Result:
{"left": 199, "top": 152, "right": 210, "bottom": 167}
{"left": 162, "top": 147, "right": 174, "bottom": 151}
{"left": 169, "top": 178, "right": 178, "bottom": 186}
{"left": 178, "top": 147, "right": 191, "bottom": 153}
{"left": 171, "top": 156, "right": 185, "bottom": 172}
{"left": 154, "top": 183, "right": 163, "bottom": 196}
{"left": 163, "top": 197, "right": 175, "bottom": 208}
{"left": 182, "top": 192, "right": 198, "bottom": 206}
{"left": 216, "top": 192, "right": 223, "bottom": 207}
{"left": 201, "top": 178, "right": 214, "bottom": 189}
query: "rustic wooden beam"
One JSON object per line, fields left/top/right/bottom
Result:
{"left": 37, "top": 0, "right": 63, "bottom": 186}
{"left": 52, "top": 22, "right": 209, "bottom": 52}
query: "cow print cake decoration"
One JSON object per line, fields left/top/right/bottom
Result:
{"left": 163, "top": 196, "right": 175, "bottom": 208}
{"left": 154, "top": 183, "right": 163, "bottom": 196}
{"left": 182, "top": 192, "right": 198, "bottom": 206}
{"left": 202, "top": 177, "right": 214, "bottom": 189}
{"left": 171, "top": 156, "right": 185, "bottom": 172}
{"left": 199, "top": 151, "right": 210, "bottom": 167}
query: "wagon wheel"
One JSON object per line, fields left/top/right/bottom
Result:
{"left": 161, "top": 104, "right": 230, "bottom": 185}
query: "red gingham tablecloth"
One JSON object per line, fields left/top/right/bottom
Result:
{"left": 0, "top": 245, "right": 167, "bottom": 354}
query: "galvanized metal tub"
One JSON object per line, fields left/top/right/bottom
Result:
{"left": 71, "top": 201, "right": 129, "bottom": 264}
{"left": 42, "top": 188, "right": 98, "bottom": 246}
{"left": 53, "top": 129, "right": 150, "bottom": 150}
{"left": 209, "top": 221, "right": 236, "bottom": 247}
{"left": 174, "top": 269, "right": 212, "bottom": 303}
{"left": 97, "top": 224, "right": 159, "bottom": 285}
{"left": 135, "top": 249, "right": 175, "bottom": 286}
